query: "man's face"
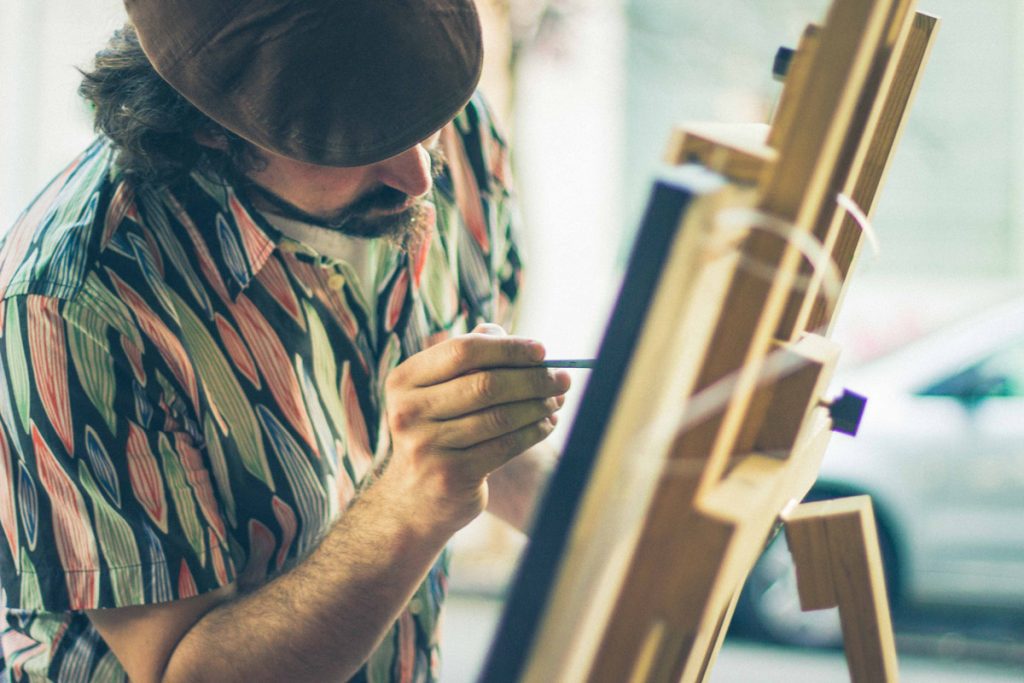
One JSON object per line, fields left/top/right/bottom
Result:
{"left": 242, "top": 130, "right": 445, "bottom": 241}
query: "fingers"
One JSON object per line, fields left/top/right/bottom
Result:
{"left": 421, "top": 366, "right": 570, "bottom": 420}
{"left": 430, "top": 396, "right": 565, "bottom": 449}
{"left": 457, "top": 415, "right": 559, "bottom": 478}
{"left": 390, "top": 331, "right": 545, "bottom": 388}
{"left": 386, "top": 366, "right": 569, "bottom": 439}
{"left": 383, "top": 326, "right": 569, "bottom": 512}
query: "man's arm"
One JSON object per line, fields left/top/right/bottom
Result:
{"left": 87, "top": 330, "right": 570, "bottom": 683}
{"left": 89, "top": 476, "right": 454, "bottom": 683}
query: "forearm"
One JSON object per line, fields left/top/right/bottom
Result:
{"left": 164, "top": 472, "right": 452, "bottom": 683}
{"left": 90, "top": 330, "right": 567, "bottom": 683}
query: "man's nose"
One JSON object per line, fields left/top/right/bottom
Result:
{"left": 374, "top": 144, "right": 433, "bottom": 198}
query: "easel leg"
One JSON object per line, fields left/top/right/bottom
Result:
{"left": 694, "top": 586, "right": 742, "bottom": 683}
{"left": 783, "top": 496, "right": 899, "bottom": 682}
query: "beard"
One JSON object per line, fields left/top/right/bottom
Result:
{"left": 242, "top": 146, "right": 446, "bottom": 247}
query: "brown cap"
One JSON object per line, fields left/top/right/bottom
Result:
{"left": 125, "top": 0, "right": 483, "bottom": 167}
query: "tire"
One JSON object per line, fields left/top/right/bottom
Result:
{"left": 734, "top": 528, "right": 844, "bottom": 648}
{"left": 734, "top": 509, "right": 900, "bottom": 648}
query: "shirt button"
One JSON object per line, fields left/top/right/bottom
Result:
{"left": 409, "top": 598, "right": 423, "bottom": 615}
{"left": 327, "top": 274, "right": 345, "bottom": 289}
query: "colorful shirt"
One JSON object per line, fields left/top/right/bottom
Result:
{"left": 0, "top": 95, "right": 521, "bottom": 682}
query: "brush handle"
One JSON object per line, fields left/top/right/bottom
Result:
{"left": 540, "top": 359, "right": 596, "bottom": 369}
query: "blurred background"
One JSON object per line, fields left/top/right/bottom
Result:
{"left": 3, "top": 0, "right": 1023, "bottom": 680}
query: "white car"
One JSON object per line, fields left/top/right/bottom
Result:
{"left": 734, "top": 296, "right": 1024, "bottom": 646}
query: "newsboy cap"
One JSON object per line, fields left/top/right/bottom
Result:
{"left": 124, "top": 0, "right": 483, "bottom": 167}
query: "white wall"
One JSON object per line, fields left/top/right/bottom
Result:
{"left": 0, "top": 1, "right": 126, "bottom": 229}
{"left": 512, "top": 1, "right": 627, "bottom": 362}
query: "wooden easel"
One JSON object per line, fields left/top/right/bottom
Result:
{"left": 479, "top": 2, "right": 939, "bottom": 682}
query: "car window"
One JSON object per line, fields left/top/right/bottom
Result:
{"left": 919, "top": 343, "right": 1024, "bottom": 400}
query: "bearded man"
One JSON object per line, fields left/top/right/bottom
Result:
{"left": 0, "top": 2, "right": 567, "bottom": 681}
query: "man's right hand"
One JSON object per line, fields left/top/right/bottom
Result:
{"left": 382, "top": 324, "right": 569, "bottom": 532}
{"left": 89, "top": 324, "right": 568, "bottom": 683}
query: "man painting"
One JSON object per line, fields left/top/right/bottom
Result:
{"left": 0, "top": 1, "right": 568, "bottom": 680}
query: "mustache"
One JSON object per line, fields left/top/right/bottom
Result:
{"left": 348, "top": 145, "right": 448, "bottom": 215}
{"left": 346, "top": 184, "right": 410, "bottom": 215}
{"left": 242, "top": 145, "right": 448, "bottom": 230}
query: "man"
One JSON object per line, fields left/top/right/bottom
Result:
{"left": 0, "top": 1, "right": 568, "bottom": 681}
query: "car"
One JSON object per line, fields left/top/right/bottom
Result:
{"left": 733, "top": 295, "right": 1024, "bottom": 646}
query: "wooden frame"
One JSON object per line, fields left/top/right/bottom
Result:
{"left": 785, "top": 496, "right": 899, "bottom": 681}
{"left": 478, "top": 2, "right": 938, "bottom": 681}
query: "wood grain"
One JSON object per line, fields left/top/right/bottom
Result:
{"left": 476, "top": 2, "right": 936, "bottom": 681}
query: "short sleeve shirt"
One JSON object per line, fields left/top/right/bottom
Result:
{"left": 0, "top": 95, "right": 521, "bottom": 682}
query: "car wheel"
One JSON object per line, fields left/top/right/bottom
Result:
{"left": 735, "top": 517, "right": 900, "bottom": 648}
{"left": 735, "top": 529, "right": 845, "bottom": 648}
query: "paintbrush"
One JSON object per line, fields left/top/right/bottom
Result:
{"left": 541, "top": 359, "right": 596, "bottom": 369}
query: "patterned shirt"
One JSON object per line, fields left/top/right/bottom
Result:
{"left": 0, "top": 95, "right": 521, "bottom": 682}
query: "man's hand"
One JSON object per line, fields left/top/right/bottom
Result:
{"left": 89, "top": 323, "right": 568, "bottom": 683}
{"left": 382, "top": 324, "right": 570, "bottom": 532}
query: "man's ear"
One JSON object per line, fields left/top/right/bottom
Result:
{"left": 194, "top": 130, "right": 228, "bottom": 150}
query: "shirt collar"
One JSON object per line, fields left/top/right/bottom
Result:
{"left": 184, "top": 167, "right": 284, "bottom": 301}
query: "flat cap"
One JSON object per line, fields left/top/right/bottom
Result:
{"left": 125, "top": 0, "right": 483, "bottom": 167}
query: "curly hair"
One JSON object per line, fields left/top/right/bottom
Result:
{"left": 79, "top": 25, "right": 263, "bottom": 186}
